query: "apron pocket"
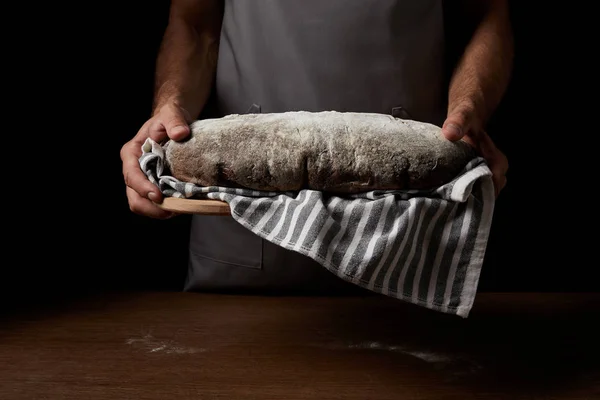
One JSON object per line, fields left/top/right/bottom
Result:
{"left": 185, "top": 215, "right": 264, "bottom": 291}
{"left": 188, "top": 215, "right": 263, "bottom": 269}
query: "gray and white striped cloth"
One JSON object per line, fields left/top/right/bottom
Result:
{"left": 140, "top": 138, "right": 495, "bottom": 317}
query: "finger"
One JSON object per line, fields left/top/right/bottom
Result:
{"left": 147, "top": 119, "right": 169, "bottom": 144}
{"left": 477, "top": 130, "right": 500, "bottom": 153}
{"left": 122, "top": 145, "right": 163, "bottom": 202}
{"left": 126, "top": 187, "right": 175, "bottom": 220}
{"left": 480, "top": 133, "right": 509, "bottom": 173}
{"left": 441, "top": 121, "right": 464, "bottom": 142}
{"left": 163, "top": 104, "right": 191, "bottom": 141}
{"left": 488, "top": 155, "right": 508, "bottom": 198}
{"left": 129, "top": 118, "right": 159, "bottom": 149}
{"left": 442, "top": 107, "right": 474, "bottom": 142}
{"left": 492, "top": 171, "right": 507, "bottom": 198}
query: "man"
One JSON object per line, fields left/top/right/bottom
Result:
{"left": 121, "top": 0, "right": 512, "bottom": 292}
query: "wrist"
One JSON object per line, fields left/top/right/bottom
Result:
{"left": 152, "top": 82, "right": 185, "bottom": 115}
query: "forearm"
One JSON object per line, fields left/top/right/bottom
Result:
{"left": 448, "top": 0, "right": 514, "bottom": 130}
{"left": 153, "top": 1, "right": 223, "bottom": 119}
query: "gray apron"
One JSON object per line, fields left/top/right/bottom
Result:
{"left": 184, "top": 0, "right": 447, "bottom": 292}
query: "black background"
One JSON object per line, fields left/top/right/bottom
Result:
{"left": 4, "top": 1, "right": 596, "bottom": 306}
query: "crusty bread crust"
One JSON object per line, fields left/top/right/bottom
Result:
{"left": 164, "top": 111, "right": 476, "bottom": 193}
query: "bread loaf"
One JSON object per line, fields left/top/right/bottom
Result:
{"left": 163, "top": 111, "right": 476, "bottom": 193}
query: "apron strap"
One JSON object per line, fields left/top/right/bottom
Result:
{"left": 392, "top": 106, "right": 411, "bottom": 119}
{"left": 246, "top": 103, "right": 262, "bottom": 114}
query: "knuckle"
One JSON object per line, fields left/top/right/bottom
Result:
{"left": 146, "top": 120, "right": 161, "bottom": 136}
{"left": 120, "top": 142, "right": 132, "bottom": 160}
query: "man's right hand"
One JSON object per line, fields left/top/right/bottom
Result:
{"left": 120, "top": 102, "right": 192, "bottom": 219}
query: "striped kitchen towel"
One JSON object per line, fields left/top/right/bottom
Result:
{"left": 140, "top": 138, "right": 495, "bottom": 317}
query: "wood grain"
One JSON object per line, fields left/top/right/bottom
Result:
{"left": 155, "top": 197, "right": 231, "bottom": 215}
{"left": 1, "top": 292, "right": 599, "bottom": 399}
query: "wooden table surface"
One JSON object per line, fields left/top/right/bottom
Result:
{"left": 1, "top": 291, "right": 598, "bottom": 400}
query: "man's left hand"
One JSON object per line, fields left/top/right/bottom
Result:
{"left": 442, "top": 106, "right": 509, "bottom": 197}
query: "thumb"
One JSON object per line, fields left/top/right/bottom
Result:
{"left": 164, "top": 106, "right": 192, "bottom": 141}
{"left": 441, "top": 112, "right": 470, "bottom": 142}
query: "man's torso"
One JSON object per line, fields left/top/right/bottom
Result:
{"left": 186, "top": 0, "right": 448, "bottom": 292}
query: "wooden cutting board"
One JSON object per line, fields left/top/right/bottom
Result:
{"left": 154, "top": 198, "right": 231, "bottom": 216}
